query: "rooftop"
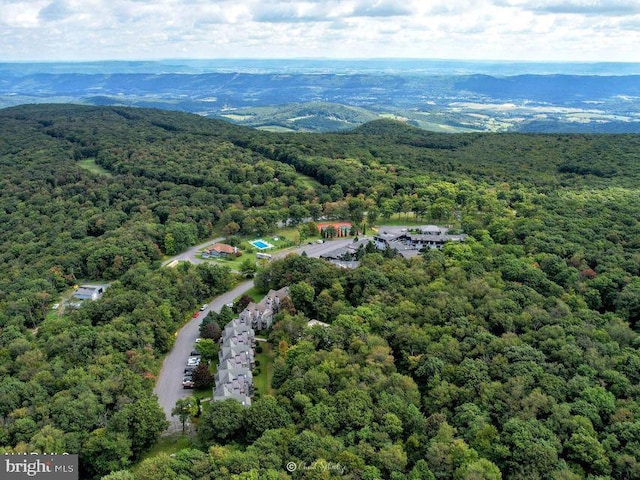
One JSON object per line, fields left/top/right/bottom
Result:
{"left": 205, "top": 243, "right": 237, "bottom": 254}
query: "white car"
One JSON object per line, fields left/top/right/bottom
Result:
{"left": 186, "top": 356, "right": 201, "bottom": 367}
{"left": 200, "top": 304, "right": 208, "bottom": 311}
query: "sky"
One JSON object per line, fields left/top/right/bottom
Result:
{"left": 1, "top": 0, "right": 640, "bottom": 62}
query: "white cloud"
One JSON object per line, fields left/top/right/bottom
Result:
{"left": 0, "top": 1, "right": 48, "bottom": 28}
{"left": 351, "top": 0, "right": 413, "bottom": 18}
{"left": 501, "top": 0, "right": 640, "bottom": 16}
{"left": 0, "top": 0, "right": 638, "bottom": 61}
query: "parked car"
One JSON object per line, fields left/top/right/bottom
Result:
{"left": 187, "top": 356, "right": 200, "bottom": 367}
{"left": 190, "top": 350, "right": 200, "bottom": 356}
{"left": 182, "top": 375, "right": 194, "bottom": 389}
{"left": 192, "top": 312, "right": 200, "bottom": 318}
{"left": 184, "top": 366, "right": 195, "bottom": 374}
{"left": 194, "top": 338, "right": 202, "bottom": 343}
{"left": 200, "top": 304, "right": 208, "bottom": 311}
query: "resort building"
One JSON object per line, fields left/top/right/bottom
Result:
{"left": 373, "top": 225, "right": 466, "bottom": 258}
{"left": 317, "top": 222, "right": 354, "bottom": 238}
{"left": 239, "top": 286, "right": 290, "bottom": 331}
{"left": 213, "top": 287, "right": 291, "bottom": 407}
{"left": 203, "top": 243, "right": 240, "bottom": 258}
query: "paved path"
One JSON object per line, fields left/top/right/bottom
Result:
{"left": 161, "top": 237, "right": 223, "bottom": 266}
{"left": 154, "top": 280, "right": 254, "bottom": 425}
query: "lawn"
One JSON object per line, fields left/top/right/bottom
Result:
{"left": 377, "top": 214, "right": 425, "bottom": 226}
{"left": 197, "top": 234, "right": 299, "bottom": 270}
{"left": 254, "top": 342, "right": 275, "bottom": 396}
{"left": 77, "top": 158, "right": 113, "bottom": 177}
{"left": 256, "top": 125, "right": 297, "bottom": 133}
{"left": 133, "top": 434, "right": 192, "bottom": 470}
{"left": 297, "top": 173, "right": 322, "bottom": 189}
{"left": 240, "top": 285, "right": 267, "bottom": 303}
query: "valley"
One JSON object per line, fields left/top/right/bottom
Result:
{"left": 2, "top": 60, "right": 640, "bottom": 133}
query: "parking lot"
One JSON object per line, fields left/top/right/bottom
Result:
{"left": 153, "top": 281, "right": 253, "bottom": 424}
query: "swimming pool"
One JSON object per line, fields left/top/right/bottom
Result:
{"left": 250, "top": 239, "right": 273, "bottom": 250}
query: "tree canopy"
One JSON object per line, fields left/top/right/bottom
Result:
{"left": 0, "top": 105, "right": 639, "bottom": 479}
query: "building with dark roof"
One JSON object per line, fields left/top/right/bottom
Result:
{"left": 373, "top": 225, "right": 466, "bottom": 258}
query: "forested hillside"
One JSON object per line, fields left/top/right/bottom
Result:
{"left": 1, "top": 105, "right": 639, "bottom": 479}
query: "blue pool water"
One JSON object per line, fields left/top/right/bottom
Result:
{"left": 250, "top": 239, "right": 272, "bottom": 250}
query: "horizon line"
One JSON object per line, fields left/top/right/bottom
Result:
{"left": 2, "top": 57, "right": 640, "bottom": 65}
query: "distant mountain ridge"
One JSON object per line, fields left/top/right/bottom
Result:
{"left": 3, "top": 59, "right": 640, "bottom": 75}
{"left": 1, "top": 61, "right": 639, "bottom": 133}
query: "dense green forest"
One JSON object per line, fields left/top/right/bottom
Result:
{"left": 0, "top": 104, "right": 639, "bottom": 479}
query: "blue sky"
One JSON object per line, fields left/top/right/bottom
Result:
{"left": 1, "top": 0, "right": 639, "bottom": 62}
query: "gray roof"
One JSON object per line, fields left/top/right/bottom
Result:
{"left": 226, "top": 334, "right": 253, "bottom": 349}
{"left": 213, "top": 384, "right": 252, "bottom": 406}
{"left": 221, "top": 325, "right": 255, "bottom": 344}
{"left": 219, "top": 357, "right": 252, "bottom": 371}
{"left": 319, "top": 238, "right": 370, "bottom": 260}
{"left": 219, "top": 345, "right": 254, "bottom": 364}
{"left": 73, "top": 284, "right": 107, "bottom": 300}
{"left": 215, "top": 366, "right": 253, "bottom": 385}
{"left": 230, "top": 316, "right": 253, "bottom": 329}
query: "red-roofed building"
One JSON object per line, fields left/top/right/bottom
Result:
{"left": 205, "top": 243, "right": 240, "bottom": 258}
{"left": 317, "top": 222, "right": 354, "bottom": 238}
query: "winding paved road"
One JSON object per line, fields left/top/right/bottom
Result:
{"left": 154, "top": 236, "right": 359, "bottom": 428}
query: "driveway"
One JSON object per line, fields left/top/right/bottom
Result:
{"left": 161, "top": 237, "right": 224, "bottom": 266}
{"left": 154, "top": 280, "right": 253, "bottom": 426}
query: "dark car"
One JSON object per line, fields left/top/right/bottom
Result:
{"left": 182, "top": 375, "right": 194, "bottom": 389}
{"left": 190, "top": 350, "right": 200, "bottom": 356}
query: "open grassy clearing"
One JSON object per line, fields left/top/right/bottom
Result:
{"left": 133, "top": 434, "right": 192, "bottom": 470}
{"left": 256, "top": 125, "right": 297, "bottom": 132}
{"left": 197, "top": 234, "right": 299, "bottom": 269}
{"left": 376, "top": 214, "right": 427, "bottom": 226}
{"left": 297, "top": 173, "right": 322, "bottom": 189}
{"left": 77, "top": 158, "right": 113, "bottom": 176}
{"left": 220, "top": 113, "right": 254, "bottom": 121}
{"left": 238, "top": 285, "right": 267, "bottom": 303}
{"left": 254, "top": 342, "right": 275, "bottom": 396}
